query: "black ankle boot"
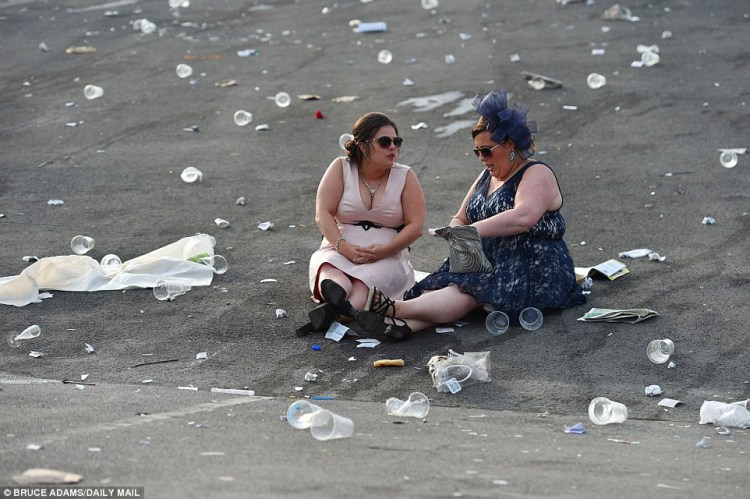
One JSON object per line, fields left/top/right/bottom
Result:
{"left": 295, "top": 302, "right": 337, "bottom": 337}
{"left": 320, "top": 279, "right": 358, "bottom": 317}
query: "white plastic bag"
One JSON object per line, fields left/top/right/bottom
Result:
{"left": 0, "top": 234, "right": 216, "bottom": 307}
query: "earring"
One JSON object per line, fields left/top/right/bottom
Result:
{"left": 509, "top": 150, "right": 516, "bottom": 162}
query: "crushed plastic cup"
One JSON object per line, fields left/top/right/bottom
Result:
{"left": 180, "top": 167, "right": 203, "bottom": 183}
{"left": 641, "top": 50, "right": 660, "bottom": 67}
{"left": 338, "top": 133, "right": 353, "bottom": 151}
{"left": 199, "top": 255, "right": 228, "bottom": 274}
{"left": 528, "top": 77, "right": 546, "bottom": 90}
{"left": 385, "top": 392, "right": 430, "bottom": 418}
{"left": 134, "top": 18, "right": 156, "bottom": 34}
{"left": 153, "top": 278, "right": 191, "bottom": 301}
{"left": 588, "top": 397, "right": 628, "bottom": 425}
{"left": 8, "top": 325, "right": 41, "bottom": 348}
{"left": 587, "top": 73, "right": 607, "bottom": 89}
{"left": 169, "top": 0, "right": 190, "bottom": 8}
{"left": 309, "top": 409, "right": 354, "bottom": 441}
{"left": 100, "top": 254, "right": 122, "bottom": 276}
{"left": 70, "top": 235, "right": 95, "bottom": 255}
{"left": 83, "top": 85, "right": 103, "bottom": 100}
{"left": 485, "top": 310, "right": 510, "bottom": 335}
{"left": 647, "top": 338, "right": 675, "bottom": 364}
{"left": 421, "top": 0, "right": 439, "bottom": 9}
{"left": 233, "top": 110, "right": 253, "bottom": 127}
{"left": 636, "top": 44, "right": 659, "bottom": 54}
{"left": 274, "top": 92, "right": 291, "bottom": 108}
{"left": 377, "top": 50, "right": 393, "bottom": 64}
{"left": 519, "top": 307, "right": 544, "bottom": 331}
{"left": 175, "top": 63, "right": 193, "bottom": 78}
{"left": 720, "top": 151, "right": 738, "bottom": 168}
{"left": 287, "top": 400, "right": 324, "bottom": 429}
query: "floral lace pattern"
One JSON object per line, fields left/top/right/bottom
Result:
{"left": 405, "top": 161, "right": 586, "bottom": 318}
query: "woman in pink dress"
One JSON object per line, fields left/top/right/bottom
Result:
{"left": 297, "top": 112, "right": 426, "bottom": 336}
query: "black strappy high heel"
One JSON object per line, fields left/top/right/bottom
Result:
{"left": 295, "top": 302, "right": 337, "bottom": 337}
{"left": 320, "top": 279, "right": 358, "bottom": 317}
{"left": 355, "top": 287, "right": 412, "bottom": 341}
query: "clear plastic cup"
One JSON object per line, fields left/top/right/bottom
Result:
{"left": 377, "top": 50, "right": 393, "bottom": 64}
{"left": 587, "top": 73, "right": 607, "bottom": 89}
{"left": 286, "top": 400, "right": 323, "bottom": 429}
{"left": 647, "top": 339, "right": 675, "bottom": 364}
{"left": 83, "top": 85, "right": 103, "bottom": 100}
{"left": 200, "top": 255, "right": 228, "bottom": 274}
{"left": 519, "top": 307, "right": 543, "bottom": 331}
{"left": 8, "top": 325, "right": 41, "bottom": 348}
{"left": 70, "top": 235, "right": 95, "bottom": 255}
{"left": 485, "top": 310, "right": 510, "bottom": 335}
{"left": 309, "top": 410, "right": 354, "bottom": 441}
{"left": 274, "top": 92, "right": 291, "bottom": 108}
{"left": 100, "top": 254, "right": 122, "bottom": 276}
{"left": 180, "top": 167, "right": 203, "bottom": 183}
{"left": 719, "top": 151, "right": 738, "bottom": 169}
{"left": 385, "top": 392, "right": 430, "bottom": 418}
{"left": 153, "top": 278, "right": 191, "bottom": 301}
{"left": 175, "top": 63, "right": 193, "bottom": 78}
{"left": 338, "top": 133, "right": 354, "bottom": 151}
{"left": 233, "top": 110, "right": 253, "bottom": 127}
{"left": 588, "top": 397, "right": 628, "bottom": 425}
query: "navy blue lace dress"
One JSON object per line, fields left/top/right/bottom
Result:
{"left": 405, "top": 161, "right": 586, "bottom": 318}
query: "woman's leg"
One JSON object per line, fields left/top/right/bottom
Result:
{"left": 375, "top": 285, "right": 480, "bottom": 333}
{"left": 315, "top": 263, "right": 369, "bottom": 310}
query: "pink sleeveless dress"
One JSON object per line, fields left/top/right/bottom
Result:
{"left": 308, "top": 157, "right": 416, "bottom": 300}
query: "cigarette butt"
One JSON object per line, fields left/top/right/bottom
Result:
{"left": 373, "top": 359, "right": 405, "bottom": 367}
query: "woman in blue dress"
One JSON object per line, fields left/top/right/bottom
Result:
{"left": 355, "top": 90, "right": 586, "bottom": 340}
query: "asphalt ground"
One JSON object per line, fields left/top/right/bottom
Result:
{"left": 1, "top": 0, "right": 748, "bottom": 497}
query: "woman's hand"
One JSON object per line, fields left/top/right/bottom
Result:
{"left": 340, "top": 241, "right": 376, "bottom": 265}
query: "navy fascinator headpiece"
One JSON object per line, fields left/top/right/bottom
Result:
{"left": 472, "top": 90, "right": 537, "bottom": 159}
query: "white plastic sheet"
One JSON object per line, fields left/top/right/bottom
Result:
{"left": 0, "top": 234, "right": 216, "bottom": 307}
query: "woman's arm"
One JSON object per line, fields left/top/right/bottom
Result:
{"left": 449, "top": 171, "right": 485, "bottom": 227}
{"left": 473, "top": 164, "right": 562, "bottom": 238}
{"left": 315, "top": 157, "right": 350, "bottom": 253}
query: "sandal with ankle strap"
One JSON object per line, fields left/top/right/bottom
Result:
{"left": 356, "top": 287, "right": 412, "bottom": 341}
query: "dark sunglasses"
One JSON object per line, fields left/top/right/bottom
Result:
{"left": 472, "top": 143, "right": 501, "bottom": 158}
{"left": 368, "top": 136, "right": 403, "bottom": 149}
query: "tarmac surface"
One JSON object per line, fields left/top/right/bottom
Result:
{"left": 1, "top": 0, "right": 748, "bottom": 497}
